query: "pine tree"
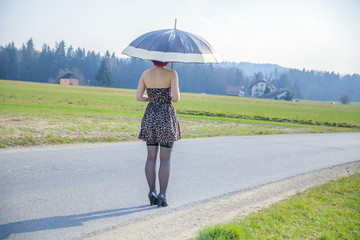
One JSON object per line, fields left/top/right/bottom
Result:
{"left": 95, "top": 59, "right": 113, "bottom": 87}
{"left": 55, "top": 40, "right": 66, "bottom": 70}
{"left": 21, "top": 38, "right": 38, "bottom": 81}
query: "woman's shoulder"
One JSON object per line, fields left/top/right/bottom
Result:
{"left": 142, "top": 68, "right": 153, "bottom": 75}
{"left": 164, "top": 68, "right": 177, "bottom": 76}
{"left": 166, "top": 68, "right": 176, "bottom": 73}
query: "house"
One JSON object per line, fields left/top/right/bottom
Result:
{"left": 59, "top": 73, "right": 78, "bottom": 86}
{"left": 249, "top": 78, "right": 291, "bottom": 100}
{"left": 225, "top": 86, "right": 245, "bottom": 97}
{"left": 250, "top": 79, "right": 277, "bottom": 97}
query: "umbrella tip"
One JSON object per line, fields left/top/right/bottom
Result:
{"left": 174, "top": 18, "right": 177, "bottom": 29}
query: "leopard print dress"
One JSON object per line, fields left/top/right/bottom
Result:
{"left": 138, "top": 88, "right": 181, "bottom": 144}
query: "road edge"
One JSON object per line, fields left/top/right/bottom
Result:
{"left": 82, "top": 160, "right": 360, "bottom": 240}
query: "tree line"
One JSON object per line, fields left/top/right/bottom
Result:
{"left": 0, "top": 38, "right": 359, "bottom": 102}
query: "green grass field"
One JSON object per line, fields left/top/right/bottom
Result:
{"left": 195, "top": 173, "right": 360, "bottom": 240}
{"left": 1, "top": 80, "right": 359, "bottom": 147}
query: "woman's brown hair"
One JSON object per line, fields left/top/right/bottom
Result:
{"left": 151, "top": 60, "right": 169, "bottom": 67}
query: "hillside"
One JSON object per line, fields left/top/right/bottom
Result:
{"left": 216, "top": 61, "right": 289, "bottom": 76}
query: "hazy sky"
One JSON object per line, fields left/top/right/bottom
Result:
{"left": 1, "top": 0, "right": 359, "bottom": 74}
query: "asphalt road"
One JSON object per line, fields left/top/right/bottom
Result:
{"left": 1, "top": 133, "right": 359, "bottom": 240}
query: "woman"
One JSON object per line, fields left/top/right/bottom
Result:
{"left": 136, "top": 60, "right": 181, "bottom": 207}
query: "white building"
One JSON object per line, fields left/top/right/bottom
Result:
{"left": 250, "top": 79, "right": 277, "bottom": 97}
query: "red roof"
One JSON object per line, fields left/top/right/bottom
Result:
{"left": 225, "top": 86, "right": 244, "bottom": 94}
{"left": 59, "top": 73, "right": 76, "bottom": 79}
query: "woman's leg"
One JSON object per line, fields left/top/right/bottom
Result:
{"left": 145, "top": 144, "right": 159, "bottom": 193}
{"left": 158, "top": 143, "right": 173, "bottom": 196}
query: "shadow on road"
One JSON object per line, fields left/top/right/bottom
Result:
{"left": 0, "top": 205, "right": 154, "bottom": 239}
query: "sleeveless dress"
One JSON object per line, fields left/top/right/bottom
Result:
{"left": 138, "top": 88, "right": 181, "bottom": 144}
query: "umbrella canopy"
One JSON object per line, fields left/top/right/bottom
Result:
{"left": 122, "top": 28, "right": 221, "bottom": 63}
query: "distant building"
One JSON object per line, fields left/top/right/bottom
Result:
{"left": 250, "top": 79, "right": 277, "bottom": 98}
{"left": 225, "top": 85, "right": 245, "bottom": 97}
{"left": 59, "top": 73, "right": 78, "bottom": 86}
{"left": 249, "top": 78, "right": 290, "bottom": 100}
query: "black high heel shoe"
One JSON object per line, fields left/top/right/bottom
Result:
{"left": 157, "top": 193, "right": 168, "bottom": 207}
{"left": 148, "top": 192, "right": 158, "bottom": 206}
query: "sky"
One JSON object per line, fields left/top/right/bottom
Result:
{"left": 0, "top": 0, "right": 359, "bottom": 74}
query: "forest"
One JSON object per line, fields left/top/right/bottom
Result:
{"left": 1, "top": 38, "right": 359, "bottom": 102}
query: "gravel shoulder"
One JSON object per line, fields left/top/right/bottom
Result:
{"left": 83, "top": 161, "right": 360, "bottom": 240}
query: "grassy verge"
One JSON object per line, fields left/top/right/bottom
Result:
{"left": 1, "top": 80, "right": 359, "bottom": 148}
{"left": 1, "top": 101, "right": 355, "bottom": 148}
{"left": 196, "top": 173, "right": 360, "bottom": 240}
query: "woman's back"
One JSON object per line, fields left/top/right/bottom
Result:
{"left": 142, "top": 67, "right": 174, "bottom": 88}
{"left": 137, "top": 65, "right": 180, "bottom": 103}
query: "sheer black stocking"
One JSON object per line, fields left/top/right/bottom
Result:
{"left": 159, "top": 146, "right": 173, "bottom": 196}
{"left": 145, "top": 145, "right": 158, "bottom": 193}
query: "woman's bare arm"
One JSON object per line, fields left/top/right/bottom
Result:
{"left": 170, "top": 70, "right": 180, "bottom": 102}
{"left": 136, "top": 75, "right": 149, "bottom": 102}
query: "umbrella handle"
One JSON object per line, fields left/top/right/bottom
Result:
{"left": 171, "top": 19, "right": 177, "bottom": 70}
